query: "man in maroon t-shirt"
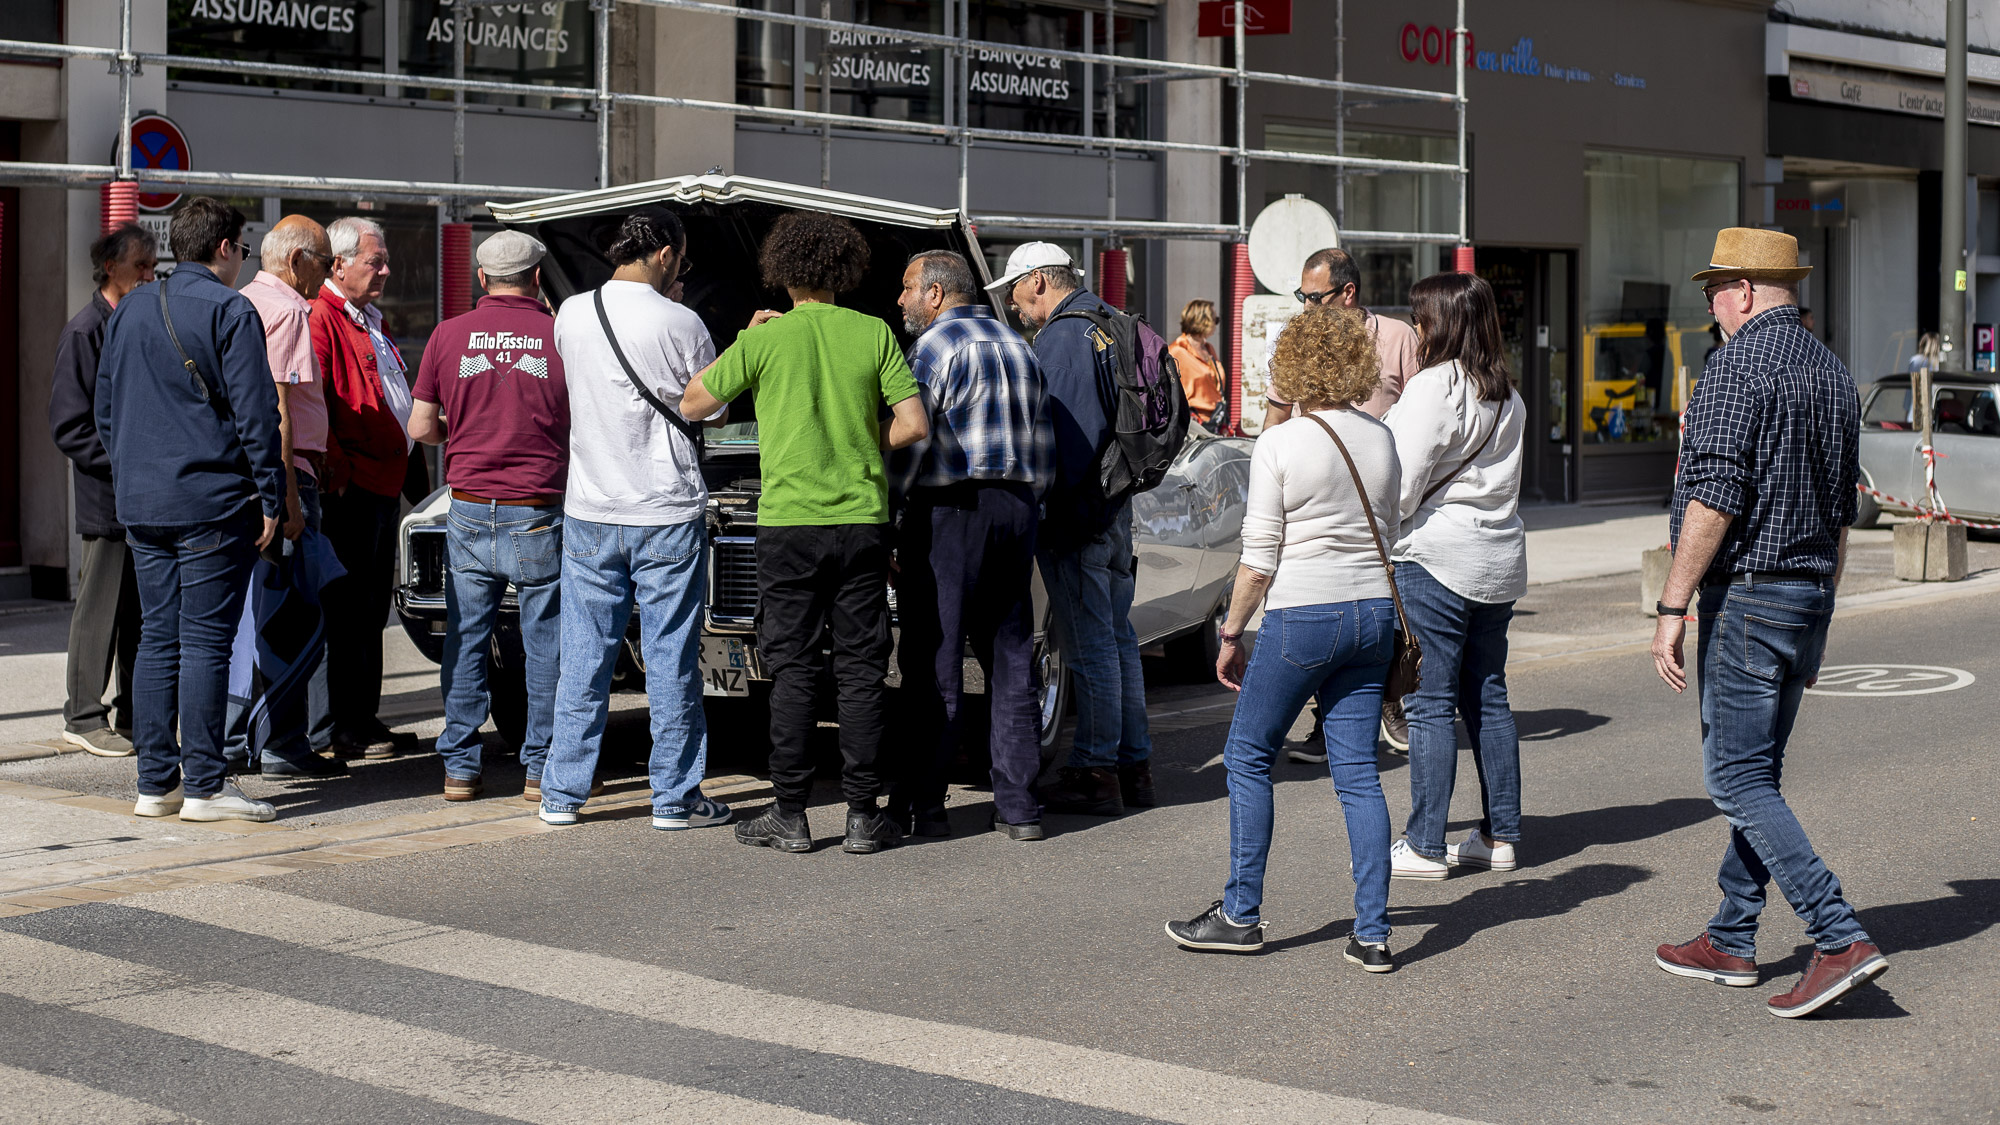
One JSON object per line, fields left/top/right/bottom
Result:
{"left": 408, "top": 231, "right": 569, "bottom": 802}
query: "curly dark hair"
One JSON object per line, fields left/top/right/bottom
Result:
{"left": 759, "top": 211, "right": 870, "bottom": 294}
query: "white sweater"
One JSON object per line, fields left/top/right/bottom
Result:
{"left": 1240, "top": 408, "right": 1400, "bottom": 612}
{"left": 1384, "top": 361, "right": 1528, "bottom": 604}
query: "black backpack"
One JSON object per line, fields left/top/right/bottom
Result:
{"left": 1047, "top": 305, "right": 1191, "bottom": 501}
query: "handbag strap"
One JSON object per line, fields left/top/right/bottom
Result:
{"left": 158, "top": 276, "right": 220, "bottom": 408}
{"left": 1417, "top": 389, "right": 1508, "bottom": 507}
{"left": 594, "top": 287, "right": 704, "bottom": 452}
{"left": 1302, "top": 411, "right": 1414, "bottom": 642}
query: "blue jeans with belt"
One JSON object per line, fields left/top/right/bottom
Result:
{"left": 1221, "top": 599, "right": 1396, "bottom": 944}
{"left": 1696, "top": 576, "right": 1870, "bottom": 957}
{"left": 1400, "top": 562, "right": 1522, "bottom": 859}
{"left": 436, "top": 497, "right": 563, "bottom": 782}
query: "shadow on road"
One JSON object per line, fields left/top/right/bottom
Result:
{"left": 1386, "top": 862, "right": 1655, "bottom": 965}
{"left": 1760, "top": 878, "right": 2000, "bottom": 990}
{"left": 1514, "top": 707, "right": 1612, "bottom": 742}
{"left": 1492, "top": 796, "right": 1722, "bottom": 867}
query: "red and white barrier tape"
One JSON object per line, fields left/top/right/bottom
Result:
{"left": 1858, "top": 479, "right": 2000, "bottom": 530}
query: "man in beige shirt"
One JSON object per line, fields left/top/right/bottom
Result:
{"left": 1262, "top": 246, "right": 1418, "bottom": 428}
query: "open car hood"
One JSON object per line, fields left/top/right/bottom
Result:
{"left": 487, "top": 174, "right": 996, "bottom": 360}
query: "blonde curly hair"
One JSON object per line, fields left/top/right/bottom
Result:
{"left": 1269, "top": 306, "right": 1381, "bottom": 409}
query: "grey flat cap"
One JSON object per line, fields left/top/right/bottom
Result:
{"left": 476, "top": 230, "right": 546, "bottom": 275}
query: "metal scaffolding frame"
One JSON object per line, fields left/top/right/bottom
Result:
{"left": 0, "top": 0, "right": 1467, "bottom": 246}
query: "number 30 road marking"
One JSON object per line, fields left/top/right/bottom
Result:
{"left": 1806, "top": 664, "right": 1976, "bottom": 696}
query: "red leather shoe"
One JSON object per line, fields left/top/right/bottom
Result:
{"left": 1655, "top": 933, "right": 1759, "bottom": 987}
{"left": 1767, "top": 941, "right": 1887, "bottom": 1018}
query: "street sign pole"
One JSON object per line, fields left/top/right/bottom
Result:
{"left": 1941, "top": 0, "right": 1968, "bottom": 360}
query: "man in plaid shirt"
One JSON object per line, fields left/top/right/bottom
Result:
{"left": 1650, "top": 227, "right": 1885, "bottom": 1019}
{"left": 889, "top": 249, "right": 1055, "bottom": 840}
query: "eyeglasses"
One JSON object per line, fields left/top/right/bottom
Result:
{"left": 231, "top": 240, "right": 251, "bottom": 259}
{"left": 1293, "top": 285, "right": 1351, "bottom": 306}
{"left": 1702, "top": 279, "right": 1754, "bottom": 307}
{"left": 301, "top": 249, "right": 336, "bottom": 270}
{"left": 677, "top": 254, "right": 694, "bottom": 280}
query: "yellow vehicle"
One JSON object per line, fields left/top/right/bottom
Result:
{"left": 1580, "top": 322, "right": 1713, "bottom": 442}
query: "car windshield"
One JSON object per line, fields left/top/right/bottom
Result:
{"left": 709, "top": 421, "right": 758, "bottom": 447}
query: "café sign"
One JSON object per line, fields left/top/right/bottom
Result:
{"left": 1788, "top": 57, "right": 2000, "bottom": 126}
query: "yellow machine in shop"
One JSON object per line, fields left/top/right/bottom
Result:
{"left": 1579, "top": 322, "right": 1714, "bottom": 442}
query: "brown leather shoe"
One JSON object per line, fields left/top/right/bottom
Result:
{"left": 1118, "top": 762, "right": 1156, "bottom": 808}
{"left": 1767, "top": 941, "right": 1887, "bottom": 1018}
{"left": 443, "top": 776, "right": 481, "bottom": 802}
{"left": 1041, "top": 766, "right": 1124, "bottom": 816}
{"left": 1655, "top": 932, "right": 1758, "bottom": 987}
{"left": 523, "top": 777, "right": 604, "bottom": 805}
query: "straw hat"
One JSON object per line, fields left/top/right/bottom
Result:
{"left": 1691, "top": 227, "right": 1812, "bottom": 283}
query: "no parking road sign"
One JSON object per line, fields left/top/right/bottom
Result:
{"left": 123, "top": 114, "right": 191, "bottom": 212}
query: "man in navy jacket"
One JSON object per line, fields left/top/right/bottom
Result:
{"left": 96, "top": 196, "right": 286, "bottom": 823}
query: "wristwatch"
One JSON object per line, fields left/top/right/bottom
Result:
{"left": 1218, "top": 629, "right": 1244, "bottom": 644}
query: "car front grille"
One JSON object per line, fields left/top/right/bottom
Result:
{"left": 711, "top": 535, "right": 758, "bottom": 626}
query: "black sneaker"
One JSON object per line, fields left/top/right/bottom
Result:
{"left": 261, "top": 750, "right": 348, "bottom": 778}
{"left": 1286, "top": 722, "right": 1327, "bottom": 764}
{"left": 1344, "top": 937, "right": 1396, "bottom": 973}
{"left": 734, "top": 807, "right": 813, "bottom": 853}
{"left": 991, "top": 816, "right": 1045, "bottom": 841}
{"left": 843, "top": 809, "right": 904, "bottom": 854}
{"left": 1041, "top": 766, "right": 1124, "bottom": 816}
{"left": 1165, "top": 901, "right": 1266, "bottom": 953}
{"left": 1118, "top": 762, "right": 1156, "bottom": 808}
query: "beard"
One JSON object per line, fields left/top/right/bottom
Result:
{"left": 902, "top": 307, "right": 930, "bottom": 336}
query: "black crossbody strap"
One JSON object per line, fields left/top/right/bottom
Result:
{"left": 158, "top": 277, "right": 220, "bottom": 407}
{"left": 593, "top": 287, "right": 704, "bottom": 451}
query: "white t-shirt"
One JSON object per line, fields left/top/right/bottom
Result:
{"left": 552, "top": 281, "right": 720, "bottom": 526}
{"left": 1240, "top": 408, "right": 1400, "bottom": 613}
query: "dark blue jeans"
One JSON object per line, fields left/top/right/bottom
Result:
{"left": 1400, "top": 562, "right": 1522, "bottom": 860}
{"left": 894, "top": 482, "right": 1042, "bottom": 824}
{"left": 1037, "top": 498, "right": 1150, "bottom": 770}
{"left": 1696, "top": 577, "right": 1870, "bottom": 957}
{"left": 225, "top": 475, "right": 331, "bottom": 771}
{"left": 1221, "top": 600, "right": 1396, "bottom": 943}
{"left": 437, "top": 498, "right": 563, "bottom": 782}
{"left": 129, "top": 507, "right": 261, "bottom": 799}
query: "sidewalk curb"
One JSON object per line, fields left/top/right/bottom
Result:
{"left": 0, "top": 741, "right": 74, "bottom": 764}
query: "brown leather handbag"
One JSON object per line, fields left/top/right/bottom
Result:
{"left": 1303, "top": 414, "right": 1422, "bottom": 700}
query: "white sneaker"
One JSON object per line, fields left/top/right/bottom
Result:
{"left": 539, "top": 804, "right": 579, "bottom": 826}
{"left": 653, "top": 796, "right": 733, "bottom": 831}
{"left": 1390, "top": 838, "right": 1449, "bottom": 880}
{"left": 134, "top": 786, "right": 184, "bottom": 817}
{"left": 1446, "top": 830, "right": 1517, "bottom": 871}
{"left": 179, "top": 782, "right": 276, "bottom": 823}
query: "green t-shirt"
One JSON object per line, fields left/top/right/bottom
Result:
{"left": 703, "top": 302, "right": 920, "bottom": 526}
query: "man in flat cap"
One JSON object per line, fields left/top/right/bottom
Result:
{"left": 1650, "top": 227, "right": 1886, "bottom": 1017}
{"left": 409, "top": 230, "right": 570, "bottom": 802}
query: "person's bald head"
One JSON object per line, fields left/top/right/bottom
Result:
{"left": 261, "top": 215, "right": 333, "bottom": 299}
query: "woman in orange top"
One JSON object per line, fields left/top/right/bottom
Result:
{"left": 1170, "top": 299, "right": 1224, "bottom": 428}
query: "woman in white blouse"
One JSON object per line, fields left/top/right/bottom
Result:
{"left": 1165, "top": 306, "right": 1403, "bottom": 973}
{"left": 1383, "top": 272, "right": 1528, "bottom": 881}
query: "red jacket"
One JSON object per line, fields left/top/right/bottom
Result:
{"left": 310, "top": 285, "right": 411, "bottom": 498}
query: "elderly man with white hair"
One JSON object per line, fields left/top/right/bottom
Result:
{"left": 309, "top": 215, "right": 416, "bottom": 761}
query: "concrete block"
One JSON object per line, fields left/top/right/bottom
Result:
{"left": 1640, "top": 547, "right": 1674, "bottom": 614}
{"left": 1893, "top": 521, "right": 1968, "bottom": 581}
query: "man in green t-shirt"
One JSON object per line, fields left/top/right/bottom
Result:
{"left": 683, "top": 211, "right": 928, "bottom": 856}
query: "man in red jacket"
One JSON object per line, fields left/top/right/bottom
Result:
{"left": 310, "top": 216, "right": 415, "bottom": 759}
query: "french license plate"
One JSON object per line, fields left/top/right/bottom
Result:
{"left": 699, "top": 636, "right": 760, "bottom": 697}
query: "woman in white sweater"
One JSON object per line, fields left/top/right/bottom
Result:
{"left": 1165, "top": 307, "right": 1404, "bottom": 973}
{"left": 1383, "top": 272, "right": 1528, "bottom": 881}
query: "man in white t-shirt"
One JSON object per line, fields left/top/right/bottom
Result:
{"left": 539, "top": 211, "right": 732, "bottom": 833}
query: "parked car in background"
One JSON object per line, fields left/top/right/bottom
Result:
{"left": 392, "top": 173, "right": 1253, "bottom": 760}
{"left": 1855, "top": 370, "right": 2000, "bottom": 527}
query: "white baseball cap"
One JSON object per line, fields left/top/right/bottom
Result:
{"left": 985, "top": 241, "right": 1077, "bottom": 292}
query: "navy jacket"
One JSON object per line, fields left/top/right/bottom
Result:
{"left": 96, "top": 264, "right": 285, "bottom": 529}
{"left": 1031, "top": 288, "right": 1120, "bottom": 541}
{"left": 47, "top": 292, "right": 122, "bottom": 537}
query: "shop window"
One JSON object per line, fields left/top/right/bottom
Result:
{"left": 401, "top": 1, "right": 593, "bottom": 109}
{"left": 1583, "top": 150, "right": 1738, "bottom": 445}
{"left": 737, "top": 0, "right": 1149, "bottom": 140}
{"left": 1261, "top": 126, "right": 1456, "bottom": 311}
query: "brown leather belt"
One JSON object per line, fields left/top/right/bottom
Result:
{"left": 297, "top": 450, "right": 328, "bottom": 483}
{"left": 451, "top": 488, "right": 562, "bottom": 507}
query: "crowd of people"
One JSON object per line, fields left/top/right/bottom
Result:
{"left": 51, "top": 198, "right": 1885, "bottom": 1017}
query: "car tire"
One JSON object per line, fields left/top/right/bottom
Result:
{"left": 488, "top": 639, "right": 529, "bottom": 752}
{"left": 1035, "top": 629, "right": 1069, "bottom": 771}
{"left": 1853, "top": 488, "right": 1881, "bottom": 530}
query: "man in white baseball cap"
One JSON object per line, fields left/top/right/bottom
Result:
{"left": 984, "top": 241, "right": 1077, "bottom": 297}
{"left": 406, "top": 228, "right": 570, "bottom": 803}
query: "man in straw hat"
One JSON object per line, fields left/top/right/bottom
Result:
{"left": 1649, "top": 227, "right": 1886, "bottom": 1018}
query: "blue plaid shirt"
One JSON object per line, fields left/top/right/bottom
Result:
{"left": 1671, "top": 305, "right": 1859, "bottom": 583}
{"left": 901, "top": 303, "right": 1056, "bottom": 496}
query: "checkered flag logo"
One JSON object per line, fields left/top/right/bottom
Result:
{"left": 458, "top": 354, "right": 494, "bottom": 379}
{"left": 515, "top": 354, "right": 550, "bottom": 379}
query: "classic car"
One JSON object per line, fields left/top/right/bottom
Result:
{"left": 393, "top": 173, "right": 1252, "bottom": 757}
{"left": 1854, "top": 370, "right": 2000, "bottom": 528}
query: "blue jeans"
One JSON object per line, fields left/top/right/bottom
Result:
{"left": 437, "top": 498, "right": 563, "bottom": 782}
{"left": 1696, "top": 578, "right": 1869, "bottom": 957}
{"left": 1038, "top": 499, "right": 1150, "bottom": 770}
{"left": 543, "top": 516, "right": 708, "bottom": 817}
{"left": 1221, "top": 600, "right": 1396, "bottom": 944}
{"left": 1401, "top": 562, "right": 1522, "bottom": 859}
{"left": 300, "top": 476, "right": 334, "bottom": 754}
{"left": 129, "top": 507, "right": 261, "bottom": 799}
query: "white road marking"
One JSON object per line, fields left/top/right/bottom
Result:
{"left": 1806, "top": 664, "right": 1976, "bottom": 696}
{"left": 136, "top": 884, "right": 1487, "bottom": 1125}
{"left": 0, "top": 932, "right": 860, "bottom": 1125}
{"left": 0, "top": 1063, "right": 206, "bottom": 1125}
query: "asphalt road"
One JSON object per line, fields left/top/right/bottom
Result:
{"left": 1, "top": 587, "right": 1994, "bottom": 1124}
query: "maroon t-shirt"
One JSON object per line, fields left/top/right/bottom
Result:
{"left": 412, "top": 294, "right": 569, "bottom": 498}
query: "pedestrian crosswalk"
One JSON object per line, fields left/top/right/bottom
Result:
{"left": 0, "top": 885, "right": 1485, "bottom": 1125}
